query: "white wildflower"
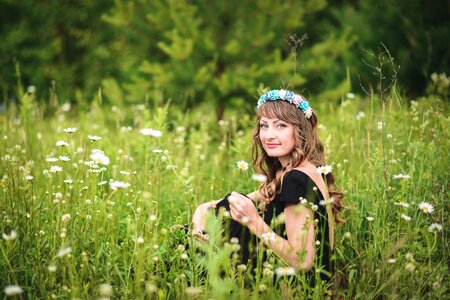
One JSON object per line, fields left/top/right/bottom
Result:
{"left": 366, "top": 216, "right": 374, "bottom": 222}
{"left": 275, "top": 267, "right": 296, "bottom": 276}
{"left": 25, "top": 175, "right": 34, "bottom": 181}
{"left": 46, "top": 157, "right": 59, "bottom": 162}
{"left": 316, "top": 165, "right": 332, "bottom": 175}
{"left": 58, "top": 156, "right": 71, "bottom": 162}
{"left": 181, "top": 253, "right": 189, "bottom": 260}
{"left": 393, "top": 174, "right": 411, "bottom": 179}
{"left": 61, "top": 214, "right": 71, "bottom": 223}
{"left": 88, "top": 135, "right": 102, "bottom": 141}
{"left": 56, "top": 140, "right": 69, "bottom": 147}
{"left": 355, "top": 111, "right": 366, "bottom": 120}
{"left": 63, "top": 127, "right": 77, "bottom": 133}
{"left": 63, "top": 179, "right": 73, "bottom": 184}
{"left": 109, "top": 180, "right": 130, "bottom": 190}
{"left": 236, "top": 160, "right": 249, "bottom": 171}
{"left": 418, "top": 202, "right": 434, "bottom": 214}
{"left": 394, "top": 202, "right": 410, "bottom": 208}
{"left": 400, "top": 214, "right": 411, "bottom": 222}
{"left": 57, "top": 246, "right": 72, "bottom": 257}
{"left": 428, "top": 223, "right": 442, "bottom": 233}
{"left": 2, "top": 230, "right": 18, "bottom": 241}
{"left": 139, "top": 128, "right": 162, "bottom": 138}
{"left": 136, "top": 236, "right": 144, "bottom": 244}
{"left": 49, "top": 166, "right": 63, "bottom": 173}
{"left": 90, "top": 149, "right": 110, "bottom": 166}
{"left": 99, "top": 283, "right": 113, "bottom": 297}
{"left": 261, "top": 231, "right": 276, "bottom": 244}
{"left": 4, "top": 285, "right": 23, "bottom": 296}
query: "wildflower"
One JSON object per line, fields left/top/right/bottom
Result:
{"left": 251, "top": 173, "right": 267, "bottom": 182}
{"left": 136, "top": 236, "right": 144, "bottom": 244}
{"left": 88, "top": 135, "right": 102, "bottom": 141}
{"left": 99, "top": 283, "right": 113, "bottom": 297}
{"left": 377, "top": 122, "right": 384, "bottom": 131}
{"left": 64, "top": 179, "right": 73, "bottom": 184}
{"left": 149, "top": 215, "right": 157, "bottom": 222}
{"left": 319, "top": 198, "right": 335, "bottom": 206}
{"left": 63, "top": 127, "right": 77, "bottom": 133}
{"left": 393, "top": 174, "right": 411, "bottom": 179}
{"left": 275, "top": 267, "right": 296, "bottom": 276}
{"left": 236, "top": 160, "right": 249, "bottom": 171}
{"left": 344, "top": 232, "right": 351, "bottom": 239}
{"left": 25, "top": 175, "right": 34, "bottom": 181}
{"left": 57, "top": 246, "right": 72, "bottom": 257}
{"left": 366, "top": 216, "right": 374, "bottom": 222}
{"left": 177, "top": 245, "right": 185, "bottom": 252}
{"left": 119, "top": 171, "right": 130, "bottom": 175}
{"left": 61, "top": 214, "right": 71, "bottom": 223}
{"left": 27, "top": 85, "right": 36, "bottom": 93}
{"left": 428, "top": 223, "right": 443, "bottom": 233}
{"left": 46, "top": 157, "right": 59, "bottom": 162}
{"left": 58, "top": 156, "right": 70, "bottom": 162}
{"left": 237, "top": 264, "right": 247, "bottom": 271}
{"left": 181, "top": 253, "right": 189, "bottom": 260}
{"left": 259, "top": 284, "right": 267, "bottom": 292}
{"left": 346, "top": 92, "right": 355, "bottom": 99}
{"left": 90, "top": 149, "right": 110, "bottom": 165}
{"left": 316, "top": 165, "right": 332, "bottom": 175}
{"left": 146, "top": 283, "right": 157, "bottom": 294}
{"left": 405, "top": 263, "right": 415, "bottom": 273}
{"left": 4, "top": 285, "right": 23, "bottom": 296}
{"left": 56, "top": 140, "right": 69, "bottom": 147}
{"left": 48, "top": 265, "right": 57, "bottom": 272}
{"left": 109, "top": 180, "right": 130, "bottom": 190}
{"left": 98, "top": 181, "right": 108, "bottom": 186}
{"left": 355, "top": 111, "right": 365, "bottom": 120}
{"left": 394, "top": 202, "right": 410, "bottom": 208}
{"left": 152, "top": 149, "right": 163, "bottom": 153}
{"left": 418, "top": 202, "right": 434, "bottom": 214}
{"left": 387, "top": 258, "right": 396, "bottom": 264}
{"left": 49, "top": 166, "right": 63, "bottom": 173}
{"left": 107, "top": 214, "right": 113, "bottom": 219}
{"left": 85, "top": 199, "right": 92, "bottom": 204}
{"left": 261, "top": 231, "right": 276, "bottom": 244}
{"left": 2, "top": 230, "right": 18, "bottom": 241}
{"left": 139, "top": 128, "right": 162, "bottom": 138}
{"left": 400, "top": 214, "right": 411, "bottom": 222}
{"left": 61, "top": 102, "right": 71, "bottom": 112}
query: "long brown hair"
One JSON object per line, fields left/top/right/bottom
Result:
{"left": 252, "top": 100, "right": 345, "bottom": 224}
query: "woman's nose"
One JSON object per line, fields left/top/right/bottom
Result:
{"left": 266, "top": 126, "right": 276, "bottom": 138}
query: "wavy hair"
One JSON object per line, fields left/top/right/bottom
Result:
{"left": 252, "top": 100, "right": 345, "bottom": 224}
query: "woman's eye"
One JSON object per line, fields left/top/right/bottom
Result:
{"left": 259, "top": 124, "right": 268, "bottom": 128}
{"left": 277, "top": 123, "right": 286, "bottom": 128}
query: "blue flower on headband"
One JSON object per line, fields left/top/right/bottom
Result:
{"left": 284, "top": 91, "right": 295, "bottom": 103}
{"left": 297, "top": 99, "right": 309, "bottom": 111}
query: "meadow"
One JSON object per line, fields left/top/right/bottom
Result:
{"left": 1, "top": 81, "right": 448, "bottom": 299}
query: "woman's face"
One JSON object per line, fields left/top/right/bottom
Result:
{"left": 259, "top": 116, "right": 296, "bottom": 166}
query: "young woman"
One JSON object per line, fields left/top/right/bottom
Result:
{"left": 192, "top": 89, "right": 344, "bottom": 281}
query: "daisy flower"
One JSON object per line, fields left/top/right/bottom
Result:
{"left": 46, "top": 157, "right": 59, "bottom": 162}
{"left": 25, "top": 175, "right": 34, "bottom": 181}
{"left": 428, "top": 223, "right": 442, "bottom": 233}
{"left": 2, "top": 230, "right": 18, "bottom": 240}
{"left": 109, "top": 180, "right": 130, "bottom": 190}
{"left": 139, "top": 128, "right": 162, "bottom": 138}
{"left": 400, "top": 214, "right": 411, "bottom": 222}
{"left": 4, "top": 285, "right": 23, "bottom": 296}
{"left": 261, "top": 231, "right": 276, "bottom": 244}
{"left": 90, "top": 149, "right": 110, "bottom": 166}
{"left": 236, "top": 160, "right": 249, "bottom": 171}
{"left": 366, "top": 216, "right": 374, "bottom": 222}
{"left": 56, "top": 140, "right": 69, "bottom": 147}
{"left": 88, "top": 135, "right": 102, "bottom": 141}
{"left": 316, "top": 165, "right": 332, "bottom": 175}
{"left": 58, "top": 156, "right": 70, "bottom": 162}
{"left": 63, "top": 127, "right": 77, "bottom": 133}
{"left": 393, "top": 174, "right": 411, "bottom": 179}
{"left": 275, "top": 267, "right": 296, "bottom": 276}
{"left": 418, "top": 202, "right": 434, "bottom": 214}
{"left": 49, "top": 166, "right": 63, "bottom": 173}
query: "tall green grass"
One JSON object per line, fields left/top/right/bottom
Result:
{"left": 0, "top": 86, "right": 448, "bottom": 298}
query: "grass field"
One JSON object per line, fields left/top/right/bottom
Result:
{"left": 1, "top": 86, "right": 448, "bottom": 299}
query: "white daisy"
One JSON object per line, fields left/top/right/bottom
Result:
{"left": 139, "top": 128, "right": 162, "bottom": 138}
{"left": 428, "top": 223, "right": 442, "bottom": 233}
{"left": 88, "top": 135, "right": 102, "bottom": 141}
{"left": 274, "top": 267, "right": 296, "bottom": 276}
{"left": 236, "top": 160, "right": 249, "bottom": 171}
{"left": 90, "top": 149, "right": 110, "bottom": 166}
{"left": 316, "top": 165, "right": 332, "bottom": 175}
{"left": 393, "top": 174, "right": 411, "bottom": 179}
{"left": 366, "top": 216, "right": 374, "bottom": 222}
{"left": 2, "top": 230, "right": 18, "bottom": 241}
{"left": 394, "top": 202, "right": 410, "bottom": 208}
{"left": 46, "top": 157, "right": 59, "bottom": 162}
{"left": 109, "top": 180, "right": 130, "bottom": 190}
{"left": 261, "top": 231, "right": 276, "bottom": 244}
{"left": 56, "top": 140, "right": 69, "bottom": 147}
{"left": 418, "top": 202, "right": 434, "bottom": 214}
{"left": 25, "top": 175, "right": 34, "bottom": 181}
{"left": 4, "top": 285, "right": 23, "bottom": 296}
{"left": 49, "top": 166, "right": 63, "bottom": 173}
{"left": 400, "top": 214, "right": 411, "bottom": 222}
{"left": 58, "top": 156, "right": 70, "bottom": 162}
{"left": 63, "top": 127, "right": 77, "bottom": 133}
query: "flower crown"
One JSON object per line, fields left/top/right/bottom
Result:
{"left": 257, "top": 89, "right": 312, "bottom": 118}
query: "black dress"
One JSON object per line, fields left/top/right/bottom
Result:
{"left": 215, "top": 169, "right": 333, "bottom": 283}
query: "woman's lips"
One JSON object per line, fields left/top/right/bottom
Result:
{"left": 265, "top": 143, "right": 280, "bottom": 149}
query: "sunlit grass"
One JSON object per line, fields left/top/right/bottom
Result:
{"left": 0, "top": 88, "right": 448, "bottom": 298}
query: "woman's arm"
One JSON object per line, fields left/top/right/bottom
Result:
{"left": 246, "top": 190, "right": 263, "bottom": 202}
{"left": 228, "top": 192, "right": 315, "bottom": 271}
{"left": 191, "top": 199, "right": 221, "bottom": 235}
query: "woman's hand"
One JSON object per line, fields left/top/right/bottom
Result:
{"left": 192, "top": 203, "right": 210, "bottom": 238}
{"left": 228, "top": 191, "right": 259, "bottom": 227}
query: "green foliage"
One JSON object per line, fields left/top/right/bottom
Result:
{"left": 0, "top": 76, "right": 448, "bottom": 298}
